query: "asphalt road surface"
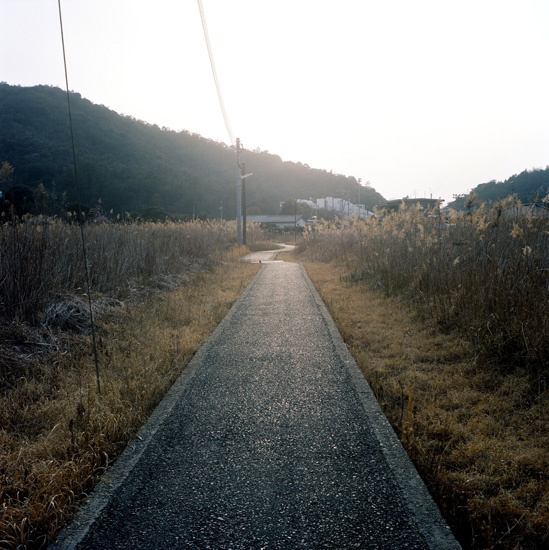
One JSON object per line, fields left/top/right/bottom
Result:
{"left": 52, "top": 260, "right": 460, "bottom": 549}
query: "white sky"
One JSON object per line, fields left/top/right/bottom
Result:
{"left": 2, "top": 0, "right": 548, "bottom": 204}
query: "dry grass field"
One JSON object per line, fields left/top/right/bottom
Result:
{"left": 1, "top": 209, "right": 547, "bottom": 549}
{"left": 281, "top": 197, "right": 548, "bottom": 550}
{"left": 0, "top": 219, "right": 262, "bottom": 549}
{"left": 300, "top": 260, "right": 548, "bottom": 550}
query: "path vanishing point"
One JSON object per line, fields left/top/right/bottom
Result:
{"left": 52, "top": 247, "right": 461, "bottom": 549}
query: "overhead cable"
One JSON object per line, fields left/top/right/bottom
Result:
{"left": 57, "top": 0, "right": 101, "bottom": 395}
{"left": 196, "top": 0, "right": 235, "bottom": 145}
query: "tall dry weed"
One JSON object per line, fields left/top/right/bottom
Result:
{"left": 302, "top": 198, "right": 549, "bottom": 381}
{"left": 303, "top": 259, "right": 549, "bottom": 550}
{"left": 0, "top": 252, "right": 259, "bottom": 549}
{"left": 0, "top": 217, "right": 267, "bottom": 548}
{"left": 0, "top": 218, "right": 240, "bottom": 321}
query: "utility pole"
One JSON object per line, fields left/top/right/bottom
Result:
{"left": 236, "top": 138, "right": 242, "bottom": 248}
{"left": 294, "top": 199, "right": 297, "bottom": 242}
{"left": 235, "top": 141, "right": 253, "bottom": 248}
{"left": 347, "top": 191, "right": 350, "bottom": 219}
{"left": 241, "top": 161, "right": 247, "bottom": 245}
{"left": 347, "top": 179, "right": 350, "bottom": 219}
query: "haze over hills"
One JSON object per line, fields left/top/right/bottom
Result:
{"left": 1, "top": 84, "right": 547, "bottom": 219}
{"left": 0, "top": 83, "right": 386, "bottom": 219}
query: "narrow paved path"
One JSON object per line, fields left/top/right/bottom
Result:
{"left": 242, "top": 242, "right": 295, "bottom": 263}
{"left": 53, "top": 261, "right": 459, "bottom": 549}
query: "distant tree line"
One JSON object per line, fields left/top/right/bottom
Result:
{"left": 0, "top": 83, "right": 386, "bottom": 220}
{"left": 448, "top": 167, "right": 549, "bottom": 210}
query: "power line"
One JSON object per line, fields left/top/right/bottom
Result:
{"left": 197, "top": 0, "right": 246, "bottom": 247}
{"left": 196, "top": 0, "right": 235, "bottom": 145}
{"left": 57, "top": 0, "right": 101, "bottom": 395}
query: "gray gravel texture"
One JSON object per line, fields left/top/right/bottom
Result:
{"left": 52, "top": 261, "right": 460, "bottom": 550}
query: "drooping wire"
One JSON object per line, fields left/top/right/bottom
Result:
{"left": 57, "top": 0, "right": 101, "bottom": 395}
{"left": 196, "top": 0, "right": 235, "bottom": 145}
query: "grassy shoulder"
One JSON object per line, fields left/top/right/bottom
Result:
{"left": 286, "top": 254, "right": 548, "bottom": 550}
{"left": 0, "top": 257, "right": 259, "bottom": 549}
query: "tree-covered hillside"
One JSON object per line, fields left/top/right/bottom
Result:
{"left": 447, "top": 167, "right": 549, "bottom": 210}
{"left": 0, "top": 84, "right": 385, "bottom": 218}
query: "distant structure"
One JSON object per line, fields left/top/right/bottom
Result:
{"left": 298, "top": 197, "right": 374, "bottom": 220}
{"left": 384, "top": 197, "right": 440, "bottom": 212}
{"left": 247, "top": 215, "right": 306, "bottom": 229}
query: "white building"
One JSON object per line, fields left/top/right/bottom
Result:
{"left": 314, "top": 197, "right": 374, "bottom": 219}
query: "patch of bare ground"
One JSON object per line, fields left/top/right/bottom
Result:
{"left": 301, "top": 260, "right": 549, "bottom": 550}
{"left": 0, "top": 259, "right": 259, "bottom": 549}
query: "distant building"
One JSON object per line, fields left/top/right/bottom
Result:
{"left": 247, "top": 215, "right": 306, "bottom": 229}
{"left": 313, "top": 197, "right": 374, "bottom": 219}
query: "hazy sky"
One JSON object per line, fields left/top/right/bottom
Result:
{"left": 2, "top": 0, "right": 548, "bottom": 204}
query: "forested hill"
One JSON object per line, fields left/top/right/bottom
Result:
{"left": 0, "top": 83, "right": 386, "bottom": 218}
{"left": 447, "top": 167, "right": 549, "bottom": 210}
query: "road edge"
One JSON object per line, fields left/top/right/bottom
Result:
{"left": 298, "top": 263, "right": 462, "bottom": 550}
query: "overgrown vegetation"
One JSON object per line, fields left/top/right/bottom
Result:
{"left": 303, "top": 197, "right": 549, "bottom": 381}
{"left": 0, "top": 217, "right": 235, "bottom": 325}
{"left": 0, "top": 218, "right": 264, "bottom": 549}
{"left": 2, "top": 199, "right": 548, "bottom": 548}
{"left": 296, "top": 197, "right": 549, "bottom": 549}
